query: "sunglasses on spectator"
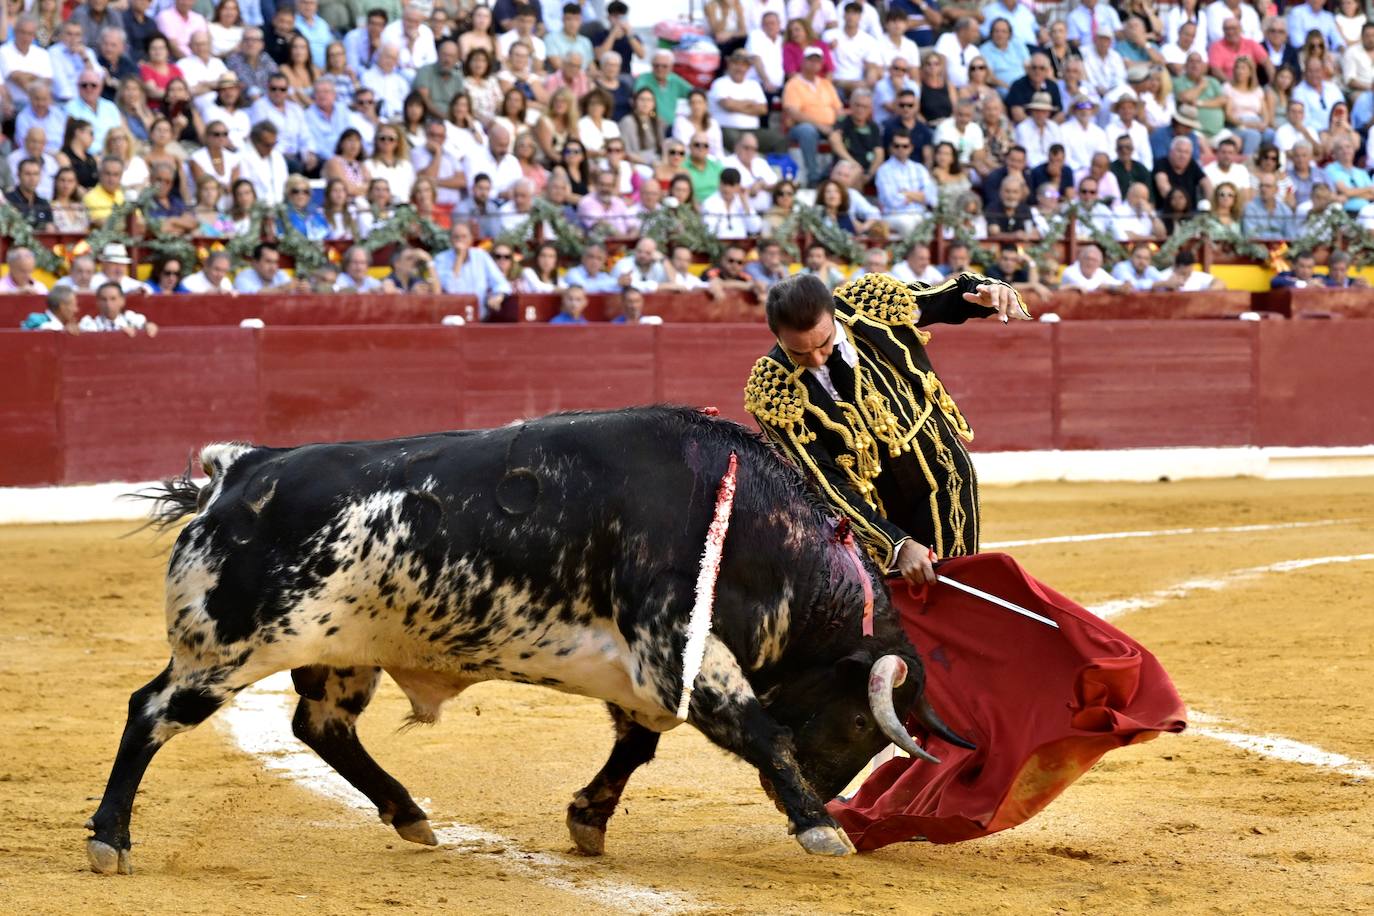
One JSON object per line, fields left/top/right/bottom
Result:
{"left": 565, "top": 147, "right": 584, "bottom": 154}
{"left": 691, "top": 142, "right": 709, "bottom": 148}
{"left": 209, "top": 130, "right": 228, "bottom": 137}
{"left": 377, "top": 135, "right": 397, "bottom": 142}
{"left": 969, "top": 64, "right": 987, "bottom": 71}
{"left": 897, "top": 101, "right": 915, "bottom": 108}
{"left": 724, "top": 257, "right": 742, "bottom": 264}
{"left": 493, "top": 251, "right": 513, "bottom": 260}
{"left": 162, "top": 268, "right": 181, "bottom": 276}
{"left": 606, "top": 145, "right": 624, "bottom": 152}
{"left": 289, "top": 188, "right": 310, "bottom": 195}
{"left": 80, "top": 81, "right": 100, "bottom": 88}
{"left": 777, "top": 188, "right": 794, "bottom": 196}
{"left": 269, "top": 85, "right": 287, "bottom": 91}
{"left": 668, "top": 148, "right": 685, "bottom": 155}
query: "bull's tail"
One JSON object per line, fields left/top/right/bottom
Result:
{"left": 128, "top": 442, "right": 255, "bottom": 532}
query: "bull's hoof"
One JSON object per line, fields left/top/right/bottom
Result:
{"left": 796, "top": 825, "right": 857, "bottom": 857}
{"left": 394, "top": 819, "right": 437, "bottom": 846}
{"left": 87, "top": 839, "right": 133, "bottom": 875}
{"left": 567, "top": 819, "right": 606, "bottom": 856}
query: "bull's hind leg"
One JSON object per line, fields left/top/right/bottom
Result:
{"left": 86, "top": 661, "right": 253, "bottom": 874}
{"left": 566, "top": 704, "right": 661, "bottom": 855}
{"left": 290, "top": 665, "right": 436, "bottom": 846}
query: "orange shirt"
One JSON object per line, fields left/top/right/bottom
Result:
{"left": 782, "top": 74, "right": 843, "bottom": 130}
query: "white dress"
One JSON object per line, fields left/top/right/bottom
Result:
{"left": 188, "top": 146, "right": 241, "bottom": 194}
{"left": 366, "top": 157, "right": 416, "bottom": 203}
{"left": 577, "top": 116, "right": 622, "bottom": 156}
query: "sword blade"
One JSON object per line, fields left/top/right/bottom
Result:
{"left": 935, "top": 574, "right": 1060, "bottom": 629}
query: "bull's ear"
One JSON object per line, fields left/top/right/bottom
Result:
{"left": 835, "top": 649, "right": 874, "bottom": 678}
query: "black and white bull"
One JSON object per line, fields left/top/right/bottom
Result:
{"left": 86, "top": 406, "right": 971, "bottom": 873}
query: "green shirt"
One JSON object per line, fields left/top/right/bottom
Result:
{"left": 685, "top": 158, "right": 723, "bottom": 202}
{"left": 633, "top": 71, "right": 694, "bottom": 125}
{"left": 1173, "top": 75, "right": 1225, "bottom": 137}
{"left": 412, "top": 63, "right": 465, "bottom": 115}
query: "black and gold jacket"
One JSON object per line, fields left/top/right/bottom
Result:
{"left": 745, "top": 271, "right": 1023, "bottom": 571}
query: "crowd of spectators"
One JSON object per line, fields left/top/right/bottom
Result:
{"left": 4, "top": 0, "right": 1374, "bottom": 322}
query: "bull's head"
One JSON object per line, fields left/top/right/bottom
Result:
{"left": 761, "top": 649, "right": 974, "bottom": 805}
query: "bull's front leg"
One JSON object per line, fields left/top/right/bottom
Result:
{"left": 684, "top": 636, "right": 855, "bottom": 857}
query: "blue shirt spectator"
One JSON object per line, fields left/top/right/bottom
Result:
{"left": 876, "top": 148, "right": 937, "bottom": 216}
{"left": 1286, "top": 2, "right": 1340, "bottom": 50}
{"left": 562, "top": 244, "right": 622, "bottom": 293}
{"left": 980, "top": 0, "right": 1038, "bottom": 48}
{"left": 433, "top": 225, "right": 511, "bottom": 315}
{"left": 294, "top": 4, "right": 334, "bottom": 69}
{"left": 304, "top": 88, "right": 352, "bottom": 161}
{"left": 65, "top": 90, "right": 121, "bottom": 149}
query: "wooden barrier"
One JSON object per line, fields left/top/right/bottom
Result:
{"left": 0, "top": 293, "right": 478, "bottom": 328}
{"left": 1251, "top": 288, "right": 1374, "bottom": 320}
{"left": 498, "top": 290, "right": 763, "bottom": 323}
{"left": 1043, "top": 290, "right": 1256, "bottom": 320}
{"left": 4, "top": 320, "right": 1374, "bottom": 487}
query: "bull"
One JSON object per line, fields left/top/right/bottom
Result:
{"left": 86, "top": 406, "right": 971, "bottom": 874}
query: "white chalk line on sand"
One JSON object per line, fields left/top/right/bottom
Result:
{"left": 219, "top": 673, "right": 700, "bottom": 914}
{"left": 1089, "top": 552, "right": 1374, "bottom": 783}
{"left": 984, "top": 518, "right": 1357, "bottom": 550}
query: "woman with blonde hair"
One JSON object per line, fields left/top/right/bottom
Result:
{"left": 1210, "top": 182, "right": 1244, "bottom": 226}
{"left": 1297, "top": 29, "right": 1338, "bottom": 80}
{"left": 282, "top": 174, "right": 330, "bottom": 240}
{"left": 34, "top": 0, "right": 62, "bottom": 45}
{"left": 366, "top": 125, "right": 416, "bottom": 203}
{"left": 537, "top": 88, "right": 580, "bottom": 163}
{"left": 671, "top": 89, "right": 723, "bottom": 159}
{"left": 782, "top": 18, "right": 833, "bottom": 77}
{"left": 1223, "top": 56, "right": 1270, "bottom": 155}
{"left": 410, "top": 176, "right": 448, "bottom": 228}
{"left": 103, "top": 127, "right": 150, "bottom": 192}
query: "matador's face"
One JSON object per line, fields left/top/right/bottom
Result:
{"left": 777, "top": 311, "right": 837, "bottom": 370}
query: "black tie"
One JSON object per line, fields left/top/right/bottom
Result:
{"left": 826, "top": 345, "right": 857, "bottom": 403}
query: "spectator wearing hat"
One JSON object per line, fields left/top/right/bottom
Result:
{"left": 95, "top": 243, "right": 146, "bottom": 294}
{"left": 1106, "top": 90, "right": 1154, "bottom": 169}
{"left": 1060, "top": 95, "right": 1110, "bottom": 173}
{"left": 1013, "top": 91, "right": 1063, "bottom": 168}
{"left": 80, "top": 283, "right": 158, "bottom": 336}
{"left": 1152, "top": 103, "right": 1206, "bottom": 164}
{"left": 783, "top": 45, "right": 844, "bottom": 187}
{"left": 1059, "top": 244, "right": 1126, "bottom": 292}
{"left": 710, "top": 48, "right": 781, "bottom": 153}
{"left": 202, "top": 73, "right": 253, "bottom": 150}
{"left": 1006, "top": 54, "right": 1064, "bottom": 122}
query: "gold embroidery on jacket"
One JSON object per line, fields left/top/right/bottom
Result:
{"left": 924, "top": 418, "right": 967, "bottom": 556}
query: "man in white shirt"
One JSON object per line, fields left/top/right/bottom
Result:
{"left": 80, "top": 283, "right": 158, "bottom": 336}
{"left": 1013, "top": 92, "right": 1064, "bottom": 168}
{"left": 1081, "top": 31, "right": 1127, "bottom": 98}
{"left": 1205, "top": 0, "right": 1262, "bottom": 44}
{"left": 981, "top": 0, "right": 1039, "bottom": 48}
{"left": 824, "top": 2, "right": 882, "bottom": 93}
{"left": 667, "top": 244, "right": 708, "bottom": 291}
{"left": 1156, "top": 251, "right": 1227, "bottom": 290}
{"left": 611, "top": 238, "right": 673, "bottom": 292}
{"left": 344, "top": 8, "right": 388, "bottom": 76}
{"left": 46, "top": 20, "right": 102, "bottom": 104}
{"left": 380, "top": 3, "right": 436, "bottom": 78}
{"left": 178, "top": 30, "right": 229, "bottom": 110}
{"left": 933, "top": 100, "right": 987, "bottom": 166}
{"left": 1161, "top": 21, "right": 1205, "bottom": 74}
{"left": 709, "top": 49, "right": 779, "bottom": 151}
{"left": 934, "top": 16, "right": 983, "bottom": 88}
{"left": 249, "top": 74, "right": 310, "bottom": 172}
{"left": 744, "top": 0, "right": 788, "bottom": 32}
{"left": 411, "top": 118, "right": 464, "bottom": 207}
{"left": 464, "top": 124, "right": 523, "bottom": 199}
{"left": 721, "top": 133, "right": 779, "bottom": 212}
{"left": 1111, "top": 181, "right": 1166, "bottom": 240}
{"left": 183, "top": 252, "right": 236, "bottom": 293}
{"left": 1291, "top": 57, "right": 1344, "bottom": 129}
{"left": 746, "top": 11, "right": 786, "bottom": 96}
{"left": 786, "top": 0, "right": 838, "bottom": 35}
{"left": 1105, "top": 91, "right": 1154, "bottom": 169}
{"left": 877, "top": 8, "right": 919, "bottom": 68}
{"left": 890, "top": 243, "right": 946, "bottom": 285}
{"left": 1202, "top": 136, "right": 1254, "bottom": 197}
{"left": 1342, "top": 22, "right": 1374, "bottom": 93}
{"left": 701, "top": 168, "right": 763, "bottom": 240}
{"left": 1059, "top": 96, "right": 1109, "bottom": 173}
{"left": 1, "top": 16, "right": 55, "bottom": 110}
{"left": 238, "top": 121, "right": 289, "bottom": 206}
{"left": 496, "top": 5, "right": 546, "bottom": 66}
{"left": 362, "top": 43, "right": 410, "bottom": 119}
{"left": 1059, "top": 245, "right": 1125, "bottom": 291}
{"left": 1109, "top": 242, "right": 1166, "bottom": 289}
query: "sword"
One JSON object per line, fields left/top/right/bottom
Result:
{"left": 935, "top": 574, "right": 1060, "bottom": 629}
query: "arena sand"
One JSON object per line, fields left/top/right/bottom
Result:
{"left": 1, "top": 477, "right": 1372, "bottom": 915}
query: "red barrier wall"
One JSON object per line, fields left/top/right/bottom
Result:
{"left": 2, "top": 321, "right": 1372, "bottom": 487}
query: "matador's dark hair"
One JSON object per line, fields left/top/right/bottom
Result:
{"left": 765, "top": 272, "right": 834, "bottom": 334}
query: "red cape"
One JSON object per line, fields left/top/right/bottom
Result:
{"left": 827, "top": 552, "right": 1187, "bottom": 850}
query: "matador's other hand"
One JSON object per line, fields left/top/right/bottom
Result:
{"left": 964, "top": 282, "right": 1031, "bottom": 323}
{"left": 896, "top": 540, "right": 936, "bottom": 586}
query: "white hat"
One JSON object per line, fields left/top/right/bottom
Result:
{"left": 100, "top": 243, "right": 133, "bottom": 265}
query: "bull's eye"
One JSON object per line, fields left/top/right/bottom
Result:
{"left": 853, "top": 714, "right": 868, "bottom": 731}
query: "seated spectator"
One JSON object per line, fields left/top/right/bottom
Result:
{"left": 1156, "top": 250, "right": 1227, "bottom": 290}
{"left": 1326, "top": 137, "right": 1374, "bottom": 216}
{"left": 1110, "top": 134, "right": 1153, "bottom": 199}
{"left": 876, "top": 134, "right": 937, "bottom": 232}
{"left": 1028, "top": 143, "right": 1076, "bottom": 199}
{"left": 1323, "top": 250, "right": 1369, "bottom": 288}
{"left": 1271, "top": 251, "right": 1324, "bottom": 289}
{"left": 982, "top": 244, "right": 1053, "bottom": 303}
{"left": 703, "top": 244, "right": 768, "bottom": 299}
{"left": 281, "top": 174, "right": 331, "bottom": 239}
{"left": 711, "top": 49, "right": 780, "bottom": 153}
{"left": 829, "top": 88, "right": 884, "bottom": 186}
{"left": 7, "top": 158, "right": 55, "bottom": 229}
{"left": 892, "top": 244, "right": 946, "bottom": 285}
{"left": 463, "top": 124, "right": 522, "bottom": 199}
{"left": 981, "top": 145, "right": 1031, "bottom": 208}
{"left": 1201, "top": 137, "right": 1254, "bottom": 199}
{"left": 67, "top": 68, "right": 121, "bottom": 148}
{"left": 666, "top": 245, "right": 708, "bottom": 292}
{"left": 611, "top": 287, "right": 655, "bottom": 325}
{"left": 0, "top": 247, "right": 49, "bottom": 294}
{"left": 782, "top": 46, "right": 843, "bottom": 187}
{"left": 579, "top": 87, "right": 623, "bottom": 159}
{"left": 433, "top": 223, "right": 509, "bottom": 314}
{"left": 239, "top": 120, "right": 290, "bottom": 207}
{"left": 1153, "top": 136, "right": 1211, "bottom": 209}
{"left": 82, "top": 155, "right": 127, "bottom": 226}
{"left": 497, "top": 178, "right": 537, "bottom": 233}
{"left": 1111, "top": 242, "right": 1168, "bottom": 289}
{"left": 95, "top": 244, "right": 146, "bottom": 294}
{"left": 744, "top": 239, "right": 790, "bottom": 291}
{"left": 986, "top": 174, "right": 1035, "bottom": 238}
{"left": 578, "top": 168, "right": 640, "bottom": 235}
{"left": 700, "top": 168, "right": 761, "bottom": 240}
{"left": 1013, "top": 92, "right": 1064, "bottom": 169}
{"left": 932, "top": 100, "right": 987, "bottom": 173}
{"left": 183, "top": 251, "right": 235, "bottom": 292}
{"left": 193, "top": 176, "right": 238, "bottom": 237}
{"left": 548, "top": 284, "right": 590, "bottom": 325}
{"left": 235, "top": 242, "right": 306, "bottom": 292}
{"left": 517, "top": 243, "right": 563, "bottom": 294}
{"left": 939, "top": 240, "right": 974, "bottom": 276}
{"left": 410, "top": 117, "right": 464, "bottom": 207}
{"left": 831, "top": 159, "right": 884, "bottom": 226}
{"left": 1273, "top": 99, "right": 1323, "bottom": 156}
{"left": 53, "top": 255, "right": 99, "bottom": 293}
{"left": 1210, "top": 181, "right": 1246, "bottom": 227}
{"left": 333, "top": 245, "right": 385, "bottom": 292}
{"left": 1112, "top": 181, "right": 1167, "bottom": 240}
{"left": 563, "top": 242, "right": 620, "bottom": 294}
{"left": 80, "top": 282, "right": 159, "bottom": 336}
{"left": 612, "top": 238, "right": 672, "bottom": 292}
{"left": 320, "top": 177, "right": 364, "bottom": 239}
{"left": 9, "top": 126, "right": 61, "bottom": 202}
{"left": 1284, "top": 141, "right": 1330, "bottom": 208}
{"left": 1059, "top": 244, "right": 1126, "bottom": 291}
{"left": 380, "top": 246, "right": 433, "bottom": 293}
{"left": 762, "top": 180, "right": 798, "bottom": 233}
{"left": 800, "top": 242, "right": 848, "bottom": 292}
{"left": 815, "top": 177, "right": 873, "bottom": 236}
{"left": 1061, "top": 96, "right": 1110, "bottom": 173}
{"left": 145, "top": 257, "right": 191, "bottom": 294}
{"left": 1243, "top": 173, "right": 1297, "bottom": 239}
{"left": 21, "top": 286, "right": 80, "bottom": 333}
{"left": 143, "top": 161, "right": 200, "bottom": 236}
{"left": 1029, "top": 183, "right": 1066, "bottom": 237}
{"left": 881, "top": 89, "right": 933, "bottom": 167}
{"left": 856, "top": 248, "right": 891, "bottom": 278}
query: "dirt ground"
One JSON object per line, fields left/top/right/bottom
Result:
{"left": 2, "top": 477, "right": 1372, "bottom": 915}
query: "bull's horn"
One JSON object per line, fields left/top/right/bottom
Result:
{"left": 868, "top": 655, "right": 940, "bottom": 765}
{"left": 916, "top": 696, "right": 977, "bottom": 750}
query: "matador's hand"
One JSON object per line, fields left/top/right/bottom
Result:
{"left": 896, "top": 540, "right": 937, "bottom": 586}
{"left": 964, "top": 282, "right": 1031, "bottom": 323}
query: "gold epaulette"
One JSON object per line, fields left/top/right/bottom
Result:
{"left": 835, "top": 272, "right": 922, "bottom": 327}
{"left": 744, "top": 357, "right": 816, "bottom": 443}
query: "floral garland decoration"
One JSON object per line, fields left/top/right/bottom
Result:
{"left": 768, "top": 204, "right": 863, "bottom": 264}
{"left": 1286, "top": 206, "right": 1374, "bottom": 266}
{"left": 493, "top": 198, "right": 612, "bottom": 258}
{"left": 1025, "top": 203, "right": 1128, "bottom": 274}
{"left": 0, "top": 203, "right": 65, "bottom": 273}
{"left": 1151, "top": 213, "right": 1269, "bottom": 268}
{"left": 640, "top": 202, "right": 722, "bottom": 261}
{"left": 360, "top": 203, "right": 450, "bottom": 256}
